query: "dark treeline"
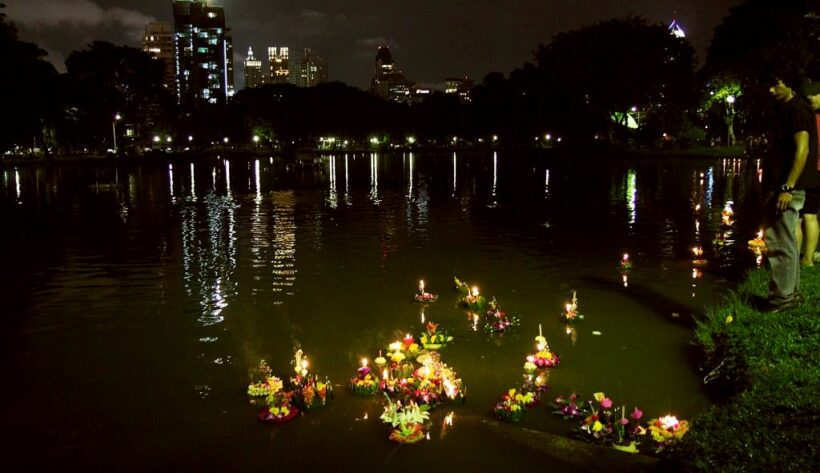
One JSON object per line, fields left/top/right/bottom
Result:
{"left": 1, "top": 0, "right": 817, "bottom": 156}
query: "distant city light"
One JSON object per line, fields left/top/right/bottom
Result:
{"left": 407, "top": 136, "right": 416, "bottom": 144}
{"left": 726, "top": 95, "right": 735, "bottom": 104}
{"left": 153, "top": 135, "right": 160, "bottom": 142}
{"left": 253, "top": 135, "right": 260, "bottom": 143}
{"left": 223, "top": 137, "right": 229, "bottom": 143}
{"left": 545, "top": 134, "right": 552, "bottom": 141}
{"left": 188, "top": 135, "right": 193, "bottom": 142}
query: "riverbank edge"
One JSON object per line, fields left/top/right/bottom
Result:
{"left": 671, "top": 268, "right": 820, "bottom": 472}
{"left": 0, "top": 146, "right": 746, "bottom": 167}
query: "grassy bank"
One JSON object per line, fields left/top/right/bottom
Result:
{"left": 670, "top": 268, "right": 820, "bottom": 472}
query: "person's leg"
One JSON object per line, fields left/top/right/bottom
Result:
{"left": 802, "top": 214, "right": 818, "bottom": 266}
{"left": 766, "top": 191, "right": 805, "bottom": 304}
{"left": 797, "top": 216, "right": 804, "bottom": 255}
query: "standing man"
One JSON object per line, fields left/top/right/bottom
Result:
{"left": 761, "top": 74, "right": 818, "bottom": 312}
{"left": 796, "top": 82, "right": 820, "bottom": 266}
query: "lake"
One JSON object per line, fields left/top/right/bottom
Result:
{"left": 0, "top": 150, "right": 763, "bottom": 470}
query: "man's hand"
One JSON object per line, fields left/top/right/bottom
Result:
{"left": 777, "top": 191, "right": 794, "bottom": 211}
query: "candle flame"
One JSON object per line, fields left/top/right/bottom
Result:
{"left": 659, "top": 415, "right": 680, "bottom": 430}
{"left": 471, "top": 286, "right": 479, "bottom": 297}
{"left": 622, "top": 253, "right": 629, "bottom": 261}
{"left": 361, "top": 358, "right": 368, "bottom": 368}
{"left": 419, "top": 279, "right": 425, "bottom": 291}
{"left": 382, "top": 368, "right": 389, "bottom": 380}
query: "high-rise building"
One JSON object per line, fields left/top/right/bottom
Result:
{"left": 172, "top": 0, "right": 235, "bottom": 107}
{"left": 299, "top": 48, "right": 328, "bottom": 87}
{"left": 444, "top": 77, "right": 474, "bottom": 103}
{"left": 244, "top": 46, "right": 263, "bottom": 89}
{"left": 268, "top": 47, "right": 290, "bottom": 84}
{"left": 369, "top": 46, "right": 412, "bottom": 103}
{"left": 143, "top": 21, "right": 176, "bottom": 91}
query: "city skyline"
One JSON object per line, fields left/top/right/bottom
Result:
{"left": 8, "top": 0, "right": 743, "bottom": 90}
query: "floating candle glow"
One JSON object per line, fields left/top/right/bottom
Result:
{"left": 659, "top": 415, "right": 680, "bottom": 431}
{"left": 403, "top": 333, "right": 414, "bottom": 347}
{"left": 539, "top": 323, "right": 542, "bottom": 337}
{"left": 444, "top": 412, "right": 454, "bottom": 426}
{"left": 692, "top": 246, "right": 703, "bottom": 257}
{"left": 471, "top": 286, "right": 479, "bottom": 297}
{"left": 419, "top": 279, "right": 425, "bottom": 292}
{"left": 382, "top": 368, "right": 389, "bottom": 380}
{"left": 361, "top": 358, "right": 368, "bottom": 368}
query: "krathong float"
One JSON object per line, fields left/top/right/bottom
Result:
{"left": 463, "top": 285, "right": 486, "bottom": 309}
{"left": 493, "top": 388, "right": 536, "bottom": 423}
{"left": 350, "top": 358, "right": 381, "bottom": 395}
{"left": 619, "top": 253, "right": 633, "bottom": 272}
{"left": 561, "top": 291, "right": 584, "bottom": 323}
{"left": 552, "top": 392, "right": 587, "bottom": 420}
{"left": 484, "top": 297, "right": 520, "bottom": 333}
{"left": 247, "top": 359, "right": 300, "bottom": 424}
{"left": 552, "top": 392, "right": 651, "bottom": 453}
{"left": 525, "top": 326, "right": 560, "bottom": 369}
{"left": 691, "top": 246, "right": 707, "bottom": 266}
{"left": 414, "top": 279, "right": 439, "bottom": 303}
{"left": 290, "top": 350, "right": 333, "bottom": 410}
{"left": 647, "top": 415, "right": 689, "bottom": 452}
{"left": 453, "top": 276, "right": 471, "bottom": 295}
{"left": 419, "top": 321, "right": 453, "bottom": 350}
{"left": 380, "top": 395, "right": 430, "bottom": 444}
{"left": 380, "top": 351, "right": 465, "bottom": 407}
{"left": 747, "top": 228, "right": 766, "bottom": 249}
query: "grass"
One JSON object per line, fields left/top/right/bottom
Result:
{"left": 670, "top": 267, "right": 820, "bottom": 472}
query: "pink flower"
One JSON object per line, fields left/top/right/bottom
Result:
{"left": 618, "top": 418, "right": 629, "bottom": 425}
{"left": 600, "top": 398, "right": 612, "bottom": 409}
{"left": 631, "top": 407, "right": 643, "bottom": 420}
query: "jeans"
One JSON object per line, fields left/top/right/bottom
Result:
{"left": 764, "top": 190, "right": 805, "bottom": 304}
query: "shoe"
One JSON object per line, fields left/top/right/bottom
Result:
{"left": 760, "top": 298, "right": 801, "bottom": 313}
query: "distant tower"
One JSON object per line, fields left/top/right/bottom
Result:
{"left": 244, "top": 47, "right": 263, "bottom": 89}
{"left": 268, "top": 47, "right": 290, "bottom": 84}
{"left": 143, "top": 21, "right": 175, "bottom": 91}
{"left": 172, "top": 0, "right": 235, "bottom": 107}
{"left": 669, "top": 17, "right": 686, "bottom": 38}
{"left": 369, "top": 46, "right": 411, "bottom": 102}
{"left": 299, "top": 48, "right": 328, "bottom": 87}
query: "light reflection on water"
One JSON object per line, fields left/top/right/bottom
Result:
{"left": 1, "top": 151, "right": 767, "bottom": 468}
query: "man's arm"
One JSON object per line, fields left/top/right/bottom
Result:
{"left": 785, "top": 130, "right": 810, "bottom": 187}
{"left": 777, "top": 130, "right": 809, "bottom": 210}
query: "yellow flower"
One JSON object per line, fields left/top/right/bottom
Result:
{"left": 725, "top": 314, "right": 734, "bottom": 324}
{"left": 593, "top": 392, "right": 606, "bottom": 402}
{"left": 592, "top": 420, "right": 604, "bottom": 432}
{"left": 508, "top": 388, "right": 517, "bottom": 397}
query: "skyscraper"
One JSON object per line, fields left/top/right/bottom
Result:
{"left": 369, "top": 46, "right": 411, "bottom": 103}
{"left": 143, "top": 21, "right": 176, "bottom": 91}
{"left": 172, "top": 0, "right": 235, "bottom": 107}
{"left": 299, "top": 48, "right": 328, "bottom": 87}
{"left": 445, "top": 77, "right": 474, "bottom": 103}
{"left": 244, "top": 46, "right": 263, "bottom": 89}
{"left": 268, "top": 47, "right": 290, "bottom": 84}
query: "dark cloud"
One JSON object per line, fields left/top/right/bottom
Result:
{"left": 5, "top": 0, "right": 744, "bottom": 88}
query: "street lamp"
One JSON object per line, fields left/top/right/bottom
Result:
{"left": 112, "top": 113, "right": 122, "bottom": 154}
{"left": 725, "top": 95, "right": 736, "bottom": 146}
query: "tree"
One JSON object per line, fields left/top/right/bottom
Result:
{"left": 535, "top": 16, "right": 697, "bottom": 145}
{"left": 0, "top": 4, "right": 60, "bottom": 154}
{"left": 62, "top": 41, "right": 174, "bottom": 152}
{"left": 703, "top": 0, "right": 819, "bottom": 135}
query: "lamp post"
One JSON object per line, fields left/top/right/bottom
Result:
{"left": 112, "top": 113, "right": 122, "bottom": 155}
{"left": 725, "top": 96, "right": 736, "bottom": 147}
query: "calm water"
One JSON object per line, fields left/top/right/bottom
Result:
{"left": 0, "top": 151, "right": 762, "bottom": 470}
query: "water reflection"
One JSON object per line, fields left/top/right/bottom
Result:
{"left": 626, "top": 169, "right": 636, "bottom": 229}
{"left": 327, "top": 155, "right": 338, "bottom": 208}
{"left": 369, "top": 153, "right": 380, "bottom": 204}
{"left": 270, "top": 191, "right": 297, "bottom": 299}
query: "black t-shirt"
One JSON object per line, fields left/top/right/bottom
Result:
{"left": 770, "top": 96, "right": 819, "bottom": 191}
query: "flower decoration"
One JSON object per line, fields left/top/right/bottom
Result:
{"left": 494, "top": 388, "right": 536, "bottom": 422}
{"left": 380, "top": 396, "right": 430, "bottom": 444}
{"left": 419, "top": 321, "right": 454, "bottom": 350}
{"left": 257, "top": 392, "right": 299, "bottom": 424}
{"left": 648, "top": 415, "right": 689, "bottom": 451}
{"left": 526, "top": 334, "right": 560, "bottom": 369}
{"left": 484, "top": 298, "right": 520, "bottom": 333}
{"left": 561, "top": 291, "right": 584, "bottom": 322}
{"left": 552, "top": 393, "right": 587, "bottom": 419}
{"left": 414, "top": 279, "right": 439, "bottom": 303}
{"left": 454, "top": 276, "right": 470, "bottom": 295}
{"left": 350, "top": 358, "right": 381, "bottom": 395}
{"left": 290, "top": 350, "right": 333, "bottom": 410}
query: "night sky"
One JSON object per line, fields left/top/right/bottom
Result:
{"left": 8, "top": 0, "right": 743, "bottom": 90}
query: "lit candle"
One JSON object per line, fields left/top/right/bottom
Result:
{"left": 539, "top": 323, "right": 542, "bottom": 337}
{"left": 419, "top": 279, "right": 425, "bottom": 293}
{"left": 471, "top": 286, "right": 479, "bottom": 297}
{"left": 382, "top": 368, "right": 389, "bottom": 380}
{"left": 403, "top": 333, "right": 414, "bottom": 347}
{"left": 361, "top": 358, "right": 368, "bottom": 368}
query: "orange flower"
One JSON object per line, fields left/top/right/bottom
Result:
{"left": 426, "top": 321, "right": 439, "bottom": 335}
